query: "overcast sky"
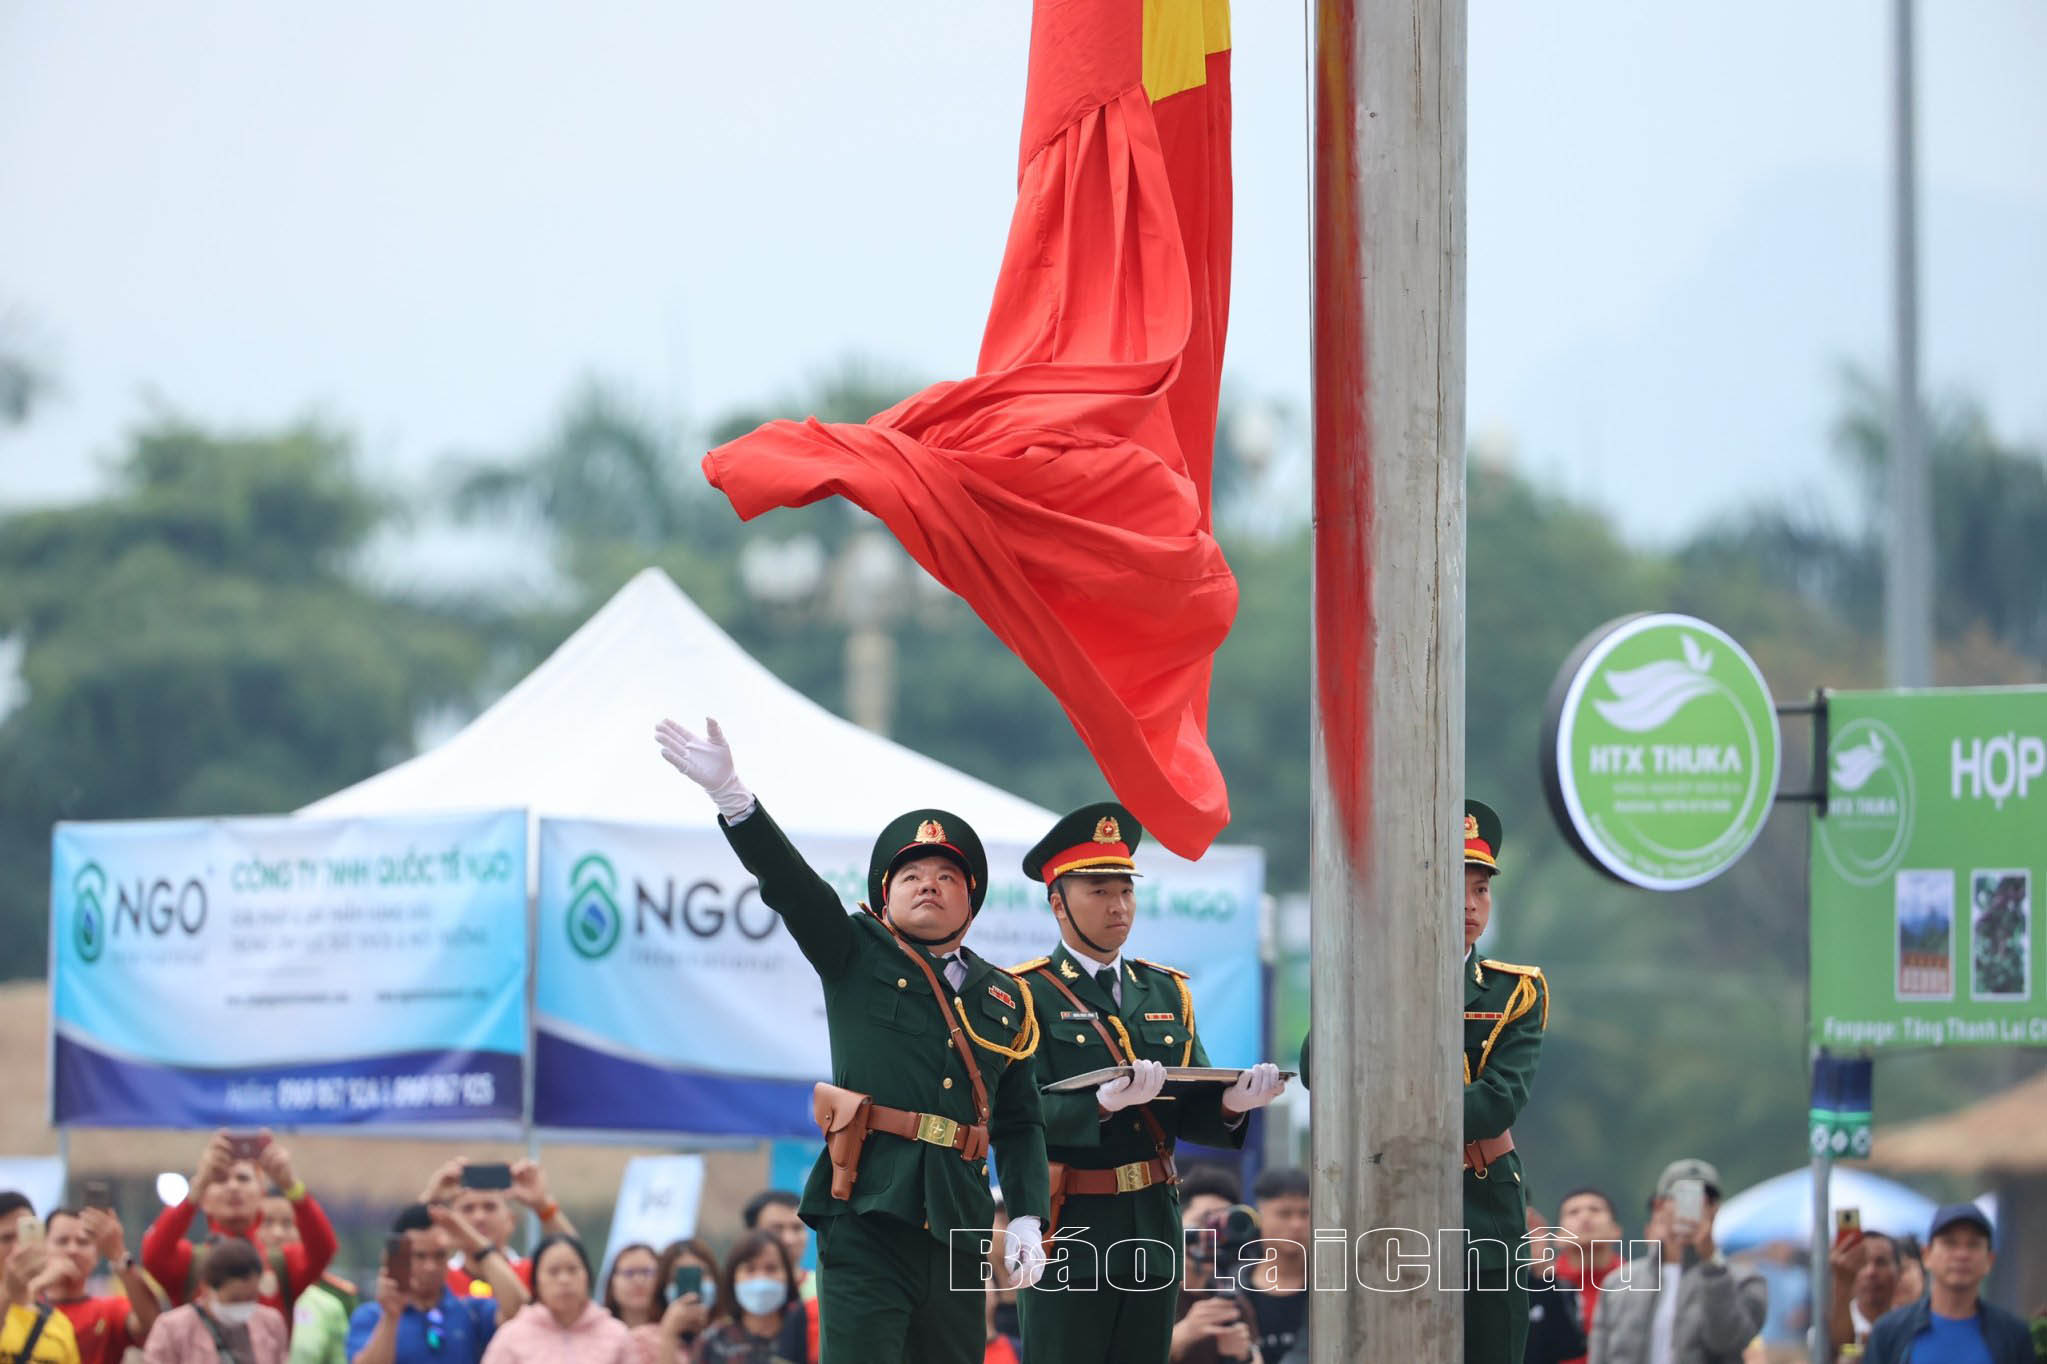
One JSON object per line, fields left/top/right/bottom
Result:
{"left": 2, "top": 1, "right": 2042, "bottom": 545}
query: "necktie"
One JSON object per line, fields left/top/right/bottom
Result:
{"left": 1095, "top": 964, "right": 1120, "bottom": 1008}
{"left": 943, "top": 953, "right": 967, "bottom": 992}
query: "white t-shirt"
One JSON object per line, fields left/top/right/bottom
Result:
{"left": 1649, "top": 1262, "right": 1683, "bottom": 1364}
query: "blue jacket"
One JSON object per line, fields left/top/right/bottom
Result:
{"left": 1863, "top": 1295, "right": 2033, "bottom": 1364}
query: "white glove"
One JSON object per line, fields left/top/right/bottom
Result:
{"left": 654, "top": 717, "right": 755, "bottom": 820}
{"left": 1004, "top": 1216, "right": 1046, "bottom": 1289}
{"left": 1096, "top": 1059, "right": 1167, "bottom": 1114}
{"left": 1221, "top": 1061, "right": 1285, "bottom": 1115}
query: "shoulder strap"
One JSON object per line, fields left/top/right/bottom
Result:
{"left": 1031, "top": 967, "right": 1173, "bottom": 1161}
{"left": 15, "top": 1305, "right": 53, "bottom": 1364}
{"left": 195, "top": 1305, "right": 238, "bottom": 1364}
{"left": 888, "top": 932, "right": 990, "bottom": 1125}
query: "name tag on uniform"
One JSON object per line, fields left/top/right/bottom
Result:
{"left": 1060, "top": 1010, "right": 1098, "bottom": 1021}
{"left": 1464, "top": 1011, "right": 1504, "bottom": 1021}
{"left": 987, "top": 985, "right": 1016, "bottom": 1009}
{"left": 1143, "top": 1012, "right": 1176, "bottom": 1022}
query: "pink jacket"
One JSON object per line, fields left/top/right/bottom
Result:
{"left": 479, "top": 1304, "right": 633, "bottom": 1364}
{"left": 142, "top": 1303, "right": 288, "bottom": 1364}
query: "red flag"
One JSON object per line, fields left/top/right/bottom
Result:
{"left": 704, "top": 0, "right": 1235, "bottom": 857}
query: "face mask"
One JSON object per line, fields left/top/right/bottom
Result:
{"left": 211, "top": 1302, "right": 259, "bottom": 1327}
{"left": 732, "top": 1277, "right": 787, "bottom": 1317}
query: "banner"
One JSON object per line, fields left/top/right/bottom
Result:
{"left": 534, "top": 817, "right": 1264, "bottom": 1136}
{"left": 50, "top": 811, "right": 528, "bottom": 1127}
{"left": 600, "top": 1156, "right": 706, "bottom": 1277}
{"left": 1810, "top": 686, "right": 2047, "bottom": 1049}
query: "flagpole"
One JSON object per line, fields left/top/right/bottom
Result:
{"left": 1308, "top": 0, "right": 1467, "bottom": 1359}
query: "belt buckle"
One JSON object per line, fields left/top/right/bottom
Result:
{"left": 1113, "top": 1160, "right": 1153, "bottom": 1194}
{"left": 916, "top": 1113, "right": 961, "bottom": 1149}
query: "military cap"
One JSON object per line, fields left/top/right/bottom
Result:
{"left": 1465, "top": 799, "right": 1504, "bottom": 874}
{"left": 869, "top": 809, "right": 989, "bottom": 913}
{"left": 1022, "top": 802, "right": 1145, "bottom": 884}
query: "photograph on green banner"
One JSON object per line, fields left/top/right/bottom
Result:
{"left": 1894, "top": 870, "right": 1953, "bottom": 1002}
{"left": 1969, "top": 870, "right": 2030, "bottom": 1002}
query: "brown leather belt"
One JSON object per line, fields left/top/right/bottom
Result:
{"left": 1055, "top": 1156, "right": 1176, "bottom": 1198}
{"left": 867, "top": 1102, "right": 990, "bottom": 1162}
{"left": 1464, "top": 1131, "right": 1514, "bottom": 1177}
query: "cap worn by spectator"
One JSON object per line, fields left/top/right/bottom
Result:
{"left": 1927, "top": 1203, "right": 1993, "bottom": 1246}
{"left": 1653, "top": 1159, "right": 1722, "bottom": 1201}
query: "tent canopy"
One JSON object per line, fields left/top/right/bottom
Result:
{"left": 1714, "top": 1165, "right": 1946, "bottom": 1251}
{"left": 303, "top": 568, "right": 1057, "bottom": 841}
{"left": 1868, "top": 1070, "right": 2047, "bottom": 1176}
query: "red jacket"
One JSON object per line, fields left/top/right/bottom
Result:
{"left": 141, "top": 1194, "right": 337, "bottom": 1314}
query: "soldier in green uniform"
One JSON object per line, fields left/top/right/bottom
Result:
{"left": 1009, "top": 802, "right": 1285, "bottom": 1364}
{"left": 654, "top": 716, "right": 1051, "bottom": 1364}
{"left": 1459, "top": 799, "right": 1548, "bottom": 1364}
{"left": 1296, "top": 800, "right": 1548, "bottom": 1364}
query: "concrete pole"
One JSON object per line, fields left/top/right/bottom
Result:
{"left": 1309, "top": 0, "right": 1467, "bottom": 1358}
{"left": 1886, "top": 0, "right": 1933, "bottom": 687}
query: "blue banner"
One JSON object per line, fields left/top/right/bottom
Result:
{"left": 50, "top": 811, "right": 527, "bottom": 1128}
{"left": 533, "top": 816, "right": 1266, "bottom": 1136}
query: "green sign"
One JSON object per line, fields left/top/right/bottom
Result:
{"left": 1811, "top": 686, "right": 2047, "bottom": 1049}
{"left": 1542, "top": 613, "right": 1781, "bottom": 891}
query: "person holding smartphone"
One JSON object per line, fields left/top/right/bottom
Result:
{"left": 1586, "top": 1160, "right": 1767, "bottom": 1364}
{"left": 346, "top": 1203, "right": 527, "bottom": 1364}
{"left": 42, "top": 1202, "right": 164, "bottom": 1364}
{"left": 418, "top": 1161, "right": 577, "bottom": 1300}
{"left": 140, "top": 1131, "right": 336, "bottom": 1316}
{"left": 640, "top": 1242, "right": 716, "bottom": 1364}
{"left": 2, "top": 1196, "right": 83, "bottom": 1364}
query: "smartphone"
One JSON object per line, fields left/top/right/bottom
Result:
{"left": 82, "top": 1179, "right": 114, "bottom": 1210}
{"left": 225, "top": 1132, "right": 270, "bottom": 1162}
{"left": 1836, "top": 1206, "right": 1863, "bottom": 1247}
{"left": 384, "top": 1235, "right": 413, "bottom": 1285}
{"left": 459, "top": 1162, "right": 514, "bottom": 1191}
{"left": 1670, "top": 1178, "right": 1706, "bottom": 1225}
{"left": 15, "top": 1213, "right": 43, "bottom": 1246}
{"left": 670, "top": 1265, "right": 703, "bottom": 1300}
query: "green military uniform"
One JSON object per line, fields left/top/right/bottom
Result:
{"left": 1460, "top": 800, "right": 1548, "bottom": 1364}
{"left": 719, "top": 803, "right": 1051, "bottom": 1364}
{"left": 1010, "top": 804, "right": 1244, "bottom": 1364}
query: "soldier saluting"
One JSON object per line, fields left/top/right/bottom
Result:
{"left": 655, "top": 717, "right": 1050, "bottom": 1364}
{"left": 1009, "top": 802, "right": 1285, "bottom": 1364}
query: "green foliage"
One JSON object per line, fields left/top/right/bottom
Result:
{"left": 0, "top": 418, "right": 484, "bottom": 976}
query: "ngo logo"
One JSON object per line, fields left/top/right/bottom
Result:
{"left": 73, "top": 862, "right": 108, "bottom": 964}
{"left": 566, "top": 853, "right": 623, "bottom": 960}
{"left": 1816, "top": 718, "right": 1916, "bottom": 887}
{"left": 1544, "top": 614, "right": 1781, "bottom": 892}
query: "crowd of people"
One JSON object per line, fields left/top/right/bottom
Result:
{"left": 5, "top": 1132, "right": 2043, "bottom": 1364}
{"left": 1516, "top": 1159, "right": 2041, "bottom": 1364}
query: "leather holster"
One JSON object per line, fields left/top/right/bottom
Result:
{"left": 813, "top": 1082, "right": 876, "bottom": 1200}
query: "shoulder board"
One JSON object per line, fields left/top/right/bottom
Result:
{"left": 1479, "top": 959, "right": 1542, "bottom": 978}
{"left": 1131, "top": 957, "right": 1188, "bottom": 978}
{"left": 1008, "top": 956, "right": 1052, "bottom": 975}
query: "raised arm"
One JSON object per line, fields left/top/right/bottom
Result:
{"left": 656, "top": 716, "right": 855, "bottom": 978}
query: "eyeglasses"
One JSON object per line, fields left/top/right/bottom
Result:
{"left": 423, "top": 1307, "right": 445, "bottom": 1353}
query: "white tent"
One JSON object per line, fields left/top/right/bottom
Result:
{"left": 302, "top": 567, "right": 1056, "bottom": 840}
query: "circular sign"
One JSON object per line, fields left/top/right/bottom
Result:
{"left": 1541, "top": 613, "right": 1781, "bottom": 891}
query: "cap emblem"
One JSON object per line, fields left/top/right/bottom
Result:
{"left": 915, "top": 819, "right": 946, "bottom": 844}
{"left": 1093, "top": 816, "right": 1120, "bottom": 843}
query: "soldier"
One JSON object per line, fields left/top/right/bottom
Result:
{"left": 1297, "top": 800, "right": 1548, "bottom": 1364}
{"left": 1460, "top": 799, "right": 1548, "bottom": 1364}
{"left": 1008, "top": 802, "right": 1285, "bottom": 1364}
{"left": 655, "top": 717, "right": 1050, "bottom": 1364}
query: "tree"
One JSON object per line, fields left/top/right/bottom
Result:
{"left": 0, "top": 417, "right": 484, "bottom": 976}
